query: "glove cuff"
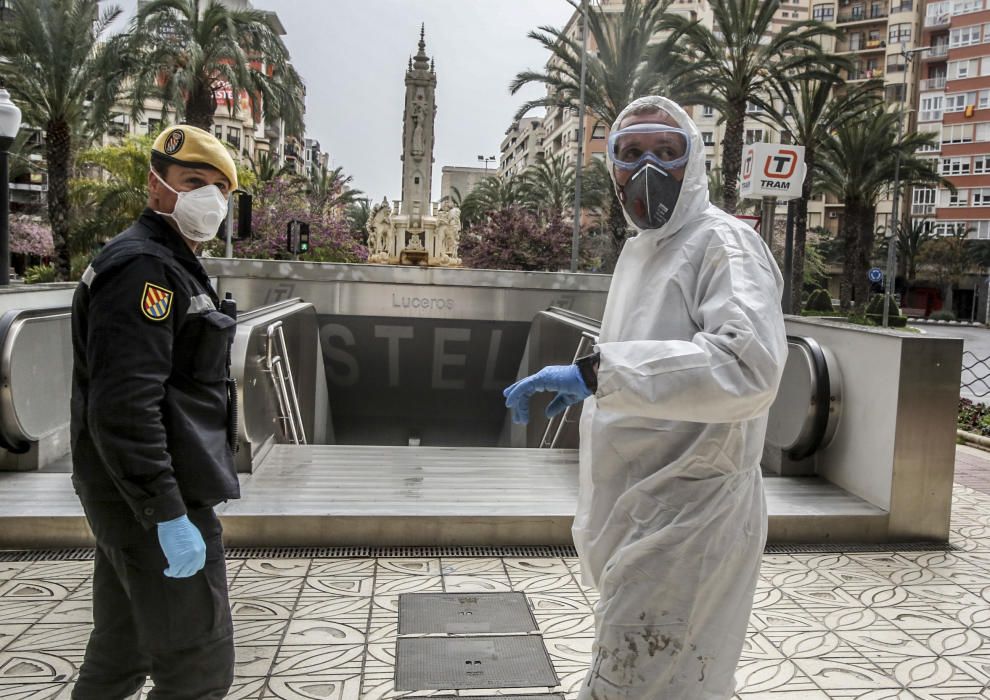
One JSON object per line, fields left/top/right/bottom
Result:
{"left": 575, "top": 352, "right": 600, "bottom": 393}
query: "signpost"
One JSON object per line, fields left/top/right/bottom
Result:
{"left": 740, "top": 143, "right": 807, "bottom": 314}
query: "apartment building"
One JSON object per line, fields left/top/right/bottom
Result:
{"left": 915, "top": 0, "right": 990, "bottom": 240}
{"left": 498, "top": 117, "right": 545, "bottom": 178}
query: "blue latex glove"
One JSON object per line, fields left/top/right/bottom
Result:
{"left": 503, "top": 364, "right": 592, "bottom": 424}
{"left": 157, "top": 514, "right": 206, "bottom": 578}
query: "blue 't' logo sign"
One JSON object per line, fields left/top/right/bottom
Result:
{"left": 869, "top": 268, "right": 883, "bottom": 283}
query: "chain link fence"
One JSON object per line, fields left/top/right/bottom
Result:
{"left": 961, "top": 351, "right": 990, "bottom": 399}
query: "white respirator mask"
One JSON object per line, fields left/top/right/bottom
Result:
{"left": 152, "top": 169, "right": 229, "bottom": 243}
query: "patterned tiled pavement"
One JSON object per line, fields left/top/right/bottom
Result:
{"left": 1, "top": 449, "right": 989, "bottom": 699}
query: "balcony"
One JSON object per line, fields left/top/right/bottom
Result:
{"left": 837, "top": 9, "right": 889, "bottom": 23}
{"left": 925, "top": 44, "right": 949, "bottom": 58}
{"left": 849, "top": 68, "right": 885, "bottom": 81}
{"left": 912, "top": 203, "right": 936, "bottom": 215}
{"left": 924, "top": 12, "right": 951, "bottom": 27}
{"left": 840, "top": 39, "right": 887, "bottom": 53}
{"left": 921, "top": 76, "right": 947, "bottom": 90}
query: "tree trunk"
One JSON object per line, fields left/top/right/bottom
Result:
{"left": 605, "top": 189, "right": 628, "bottom": 272}
{"left": 852, "top": 203, "right": 876, "bottom": 313}
{"left": 45, "top": 120, "right": 73, "bottom": 281}
{"left": 839, "top": 208, "right": 856, "bottom": 311}
{"left": 719, "top": 100, "right": 747, "bottom": 215}
{"left": 185, "top": 83, "right": 217, "bottom": 130}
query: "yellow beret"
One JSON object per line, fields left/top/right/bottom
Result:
{"left": 152, "top": 124, "right": 238, "bottom": 191}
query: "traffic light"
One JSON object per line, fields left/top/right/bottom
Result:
{"left": 286, "top": 220, "right": 311, "bottom": 255}
{"left": 235, "top": 191, "right": 252, "bottom": 239}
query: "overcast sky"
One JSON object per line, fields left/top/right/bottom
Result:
{"left": 113, "top": 1, "right": 574, "bottom": 202}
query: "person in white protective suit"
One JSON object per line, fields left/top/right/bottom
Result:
{"left": 503, "top": 95, "right": 788, "bottom": 699}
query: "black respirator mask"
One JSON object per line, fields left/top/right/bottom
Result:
{"left": 618, "top": 162, "right": 682, "bottom": 230}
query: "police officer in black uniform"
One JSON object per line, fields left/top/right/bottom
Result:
{"left": 70, "top": 125, "right": 240, "bottom": 699}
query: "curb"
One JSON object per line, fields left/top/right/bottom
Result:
{"left": 909, "top": 318, "right": 985, "bottom": 327}
{"left": 957, "top": 428, "right": 990, "bottom": 450}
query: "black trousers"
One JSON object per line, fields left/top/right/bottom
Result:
{"left": 72, "top": 500, "right": 234, "bottom": 700}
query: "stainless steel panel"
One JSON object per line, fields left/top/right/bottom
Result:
{"left": 231, "top": 301, "right": 328, "bottom": 472}
{"left": 0, "top": 309, "right": 72, "bottom": 447}
{"left": 398, "top": 592, "right": 538, "bottom": 634}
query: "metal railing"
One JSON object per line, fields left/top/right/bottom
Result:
{"left": 961, "top": 351, "right": 990, "bottom": 398}
{"left": 265, "top": 320, "right": 307, "bottom": 445}
{"left": 921, "top": 76, "right": 947, "bottom": 90}
{"left": 540, "top": 331, "right": 598, "bottom": 448}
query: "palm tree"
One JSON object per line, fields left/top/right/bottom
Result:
{"left": 307, "top": 165, "right": 363, "bottom": 217}
{"left": 510, "top": 0, "right": 711, "bottom": 267}
{"left": 752, "top": 73, "right": 879, "bottom": 311}
{"left": 459, "top": 175, "right": 529, "bottom": 227}
{"left": 71, "top": 133, "right": 157, "bottom": 254}
{"left": 346, "top": 199, "right": 372, "bottom": 243}
{"left": 247, "top": 151, "right": 292, "bottom": 184}
{"left": 663, "top": 0, "right": 840, "bottom": 214}
{"left": 131, "top": 0, "right": 304, "bottom": 134}
{"left": 817, "top": 106, "right": 947, "bottom": 310}
{"left": 896, "top": 217, "right": 935, "bottom": 308}
{"left": 0, "top": 0, "right": 134, "bottom": 279}
{"left": 521, "top": 153, "right": 575, "bottom": 218}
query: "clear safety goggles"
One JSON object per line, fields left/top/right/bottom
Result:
{"left": 608, "top": 123, "right": 691, "bottom": 171}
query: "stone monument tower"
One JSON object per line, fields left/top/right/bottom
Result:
{"left": 365, "top": 25, "right": 461, "bottom": 267}
{"left": 401, "top": 25, "right": 436, "bottom": 226}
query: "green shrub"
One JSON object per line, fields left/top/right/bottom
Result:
{"left": 804, "top": 287, "right": 834, "bottom": 312}
{"left": 866, "top": 313, "right": 908, "bottom": 327}
{"left": 930, "top": 310, "right": 956, "bottom": 321}
{"left": 959, "top": 398, "right": 990, "bottom": 436}
{"left": 866, "top": 293, "right": 901, "bottom": 317}
{"left": 23, "top": 264, "right": 57, "bottom": 284}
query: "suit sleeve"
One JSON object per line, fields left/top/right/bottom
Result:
{"left": 594, "top": 235, "right": 788, "bottom": 423}
{"left": 85, "top": 255, "right": 187, "bottom": 527}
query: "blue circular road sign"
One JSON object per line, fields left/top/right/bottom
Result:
{"left": 868, "top": 268, "right": 883, "bottom": 283}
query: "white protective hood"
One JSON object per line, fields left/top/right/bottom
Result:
{"left": 607, "top": 95, "right": 710, "bottom": 241}
{"left": 574, "top": 96, "right": 788, "bottom": 699}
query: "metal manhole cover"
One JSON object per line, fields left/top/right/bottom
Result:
{"left": 395, "top": 636, "right": 559, "bottom": 691}
{"left": 399, "top": 592, "right": 538, "bottom": 634}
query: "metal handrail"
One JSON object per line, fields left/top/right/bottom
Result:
{"left": 264, "top": 320, "right": 307, "bottom": 445}
{"left": 540, "top": 331, "right": 599, "bottom": 449}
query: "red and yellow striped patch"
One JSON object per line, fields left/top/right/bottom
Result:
{"left": 141, "top": 282, "right": 173, "bottom": 321}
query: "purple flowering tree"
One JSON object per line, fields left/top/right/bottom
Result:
{"left": 9, "top": 216, "right": 55, "bottom": 257}
{"left": 219, "top": 177, "right": 367, "bottom": 263}
{"left": 459, "top": 206, "right": 594, "bottom": 271}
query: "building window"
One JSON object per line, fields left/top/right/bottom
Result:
{"left": 812, "top": 3, "right": 834, "bottom": 20}
{"left": 974, "top": 188, "right": 990, "bottom": 206}
{"left": 942, "top": 157, "right": 971, "bottom": 175}
{"left": 949, "top": 25, "right": 980, "bottom": 47}
{"left": 920, "top": 94, "right": 944, "bottom": 122}
{"left": 592, "top": 125, "right": 606, "bottom": 139}
{"left": 944, "top": 92, "right": 976, "bottom": 112}
{"left": 746, "top": 101, "right": 764, "bottom": 114}
{"left": 975, "top": 155, "right": 990, "bottom": 173}
{"left": 947, "top": 189, "right": 969, "bottom": 206}
{"left": 705, "top": 160, "right": 712, "bottom": 172}
{"left": 952, "top": 0, "right": 984, "bottom": 13}
{"left": 949, "top": 59, "right": 979, "bottom": 79}
{"left": 971, "top": 220, "right": 990, "bottom": 238}
{"left": 414, "top": 176, "right": 420, "bottom": 184}
{"left": 975, "top": 123, "right": 990, "bottom": 142}
{"left": 981, "top": 89, "right": 990, "bottom": 109}
{"left": 943, "top": 124, "right": 973, "bottom": 143}
{"left": 702, "top": 131, "right": 715, "bottom": 146}
{"left": 702, "top": 105, "right": 715, "bottom": 118}
{"left": 214, "top": 125, "right": 222, "bottom": 140}
{"left": 147, "top": 118, "right": 161, "bottom": 135}
{"left": 888, "top": 23, "right": 911, "bottom": 44}
{"left": 226, "top": 126, "right": 241, "bottom": 150}
{"left": 745, "top": 129, "right": 764, "bottom": 144}
{"left": 108, "top": 113, "right": 128, "bottom": 136}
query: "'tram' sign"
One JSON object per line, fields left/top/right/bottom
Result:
{"left": 740, "top": 143, "right": 806, "bottom": 201}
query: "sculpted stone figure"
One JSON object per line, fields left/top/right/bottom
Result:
{"left": 366, "top": 197, "right": 393, "bottom": 261}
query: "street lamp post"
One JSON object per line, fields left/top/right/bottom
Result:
{"left": 0, "top": 89, "right": 22, "bottom": 287}
{"left": 477, "top": 155, "right": 496, "bottom": 172}
{"left": 883, "top": 46, "right": 928, "bottom": 327}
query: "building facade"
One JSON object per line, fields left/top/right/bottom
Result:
{"left": 440, "top": 166, "right": 496, "bottom": 203}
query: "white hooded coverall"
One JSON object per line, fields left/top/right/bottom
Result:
{"left": 573, "top": 96, "right": 788, "bottom": 699}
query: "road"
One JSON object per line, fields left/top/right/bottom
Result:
{"left": 917, "top": 323, "right": 990, "bottom": 402}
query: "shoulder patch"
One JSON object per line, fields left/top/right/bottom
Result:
{"left": 141, "top": 282, "right": 173, "bottom": 321}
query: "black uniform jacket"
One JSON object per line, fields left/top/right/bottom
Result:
{"left": 70, "top": 210, "right": 239, "bottom": 528}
